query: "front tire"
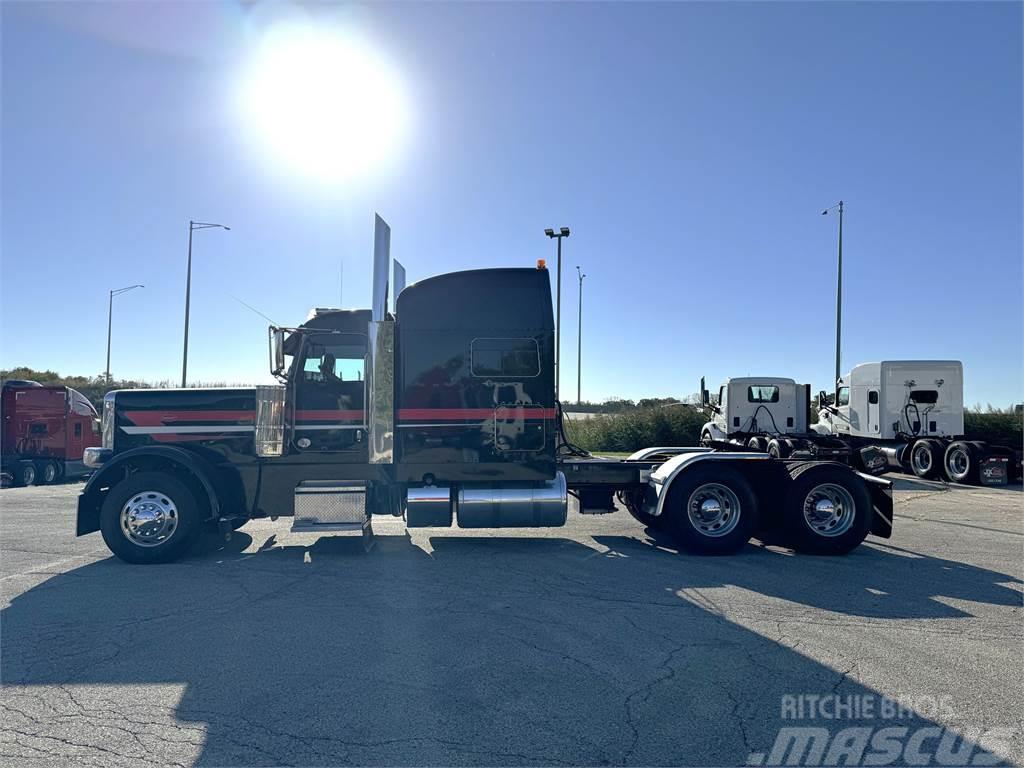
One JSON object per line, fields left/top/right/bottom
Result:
{"left": 663, "top": 466, "right": 759, "bottom": 554}
{"left": 100, "top": 472, "right": 202, "bottom": 564}
{"left": 783, "top": 464, "right": 871, "bottom": 555}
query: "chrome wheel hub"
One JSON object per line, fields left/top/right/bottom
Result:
{"left": 687, "top": 483, "right": 741, "bottom": 537}
{"left": 121, "top": 491, "right": 178, "bottom": 547}
{"left": 912, "top": 446, "right": 931, "bottom": 473}
{"left": 947, "top": 448, "right": 969, "bottom": 477}
{"left": 803, "top": 483, "right": 856, "bottom": 537}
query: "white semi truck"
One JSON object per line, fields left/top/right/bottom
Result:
{"left": 700, "top": 363, "right": 1019, "bottom": 486}
{"left": 698, "top": 377, "right": 852, "bottom": 461}
{"left": 814, "top": 360, "right": 1019, "bottom": 485}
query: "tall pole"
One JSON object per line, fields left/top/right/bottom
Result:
{"left": 576, "top": 266, "right": 585, "bottom": 405}
{"left": 182, "top": 221, "right": 194, "bottom": 387}
{"left": 181, "top": 220, "right": 229, "bottom": 387}
{"left": 105, "top": 291, "right": 114, "bottom": 384}
{"left": 556, "top": 236, "right": 562, "bottom": 401}
{"left": 106, "top": 285, "right": 143, "bottom": 384}
{"left": 834, "top": 200, "right": 844, "bottom": 389}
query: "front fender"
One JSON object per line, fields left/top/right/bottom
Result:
{"left": 76, "top": 446, "right": 223, "bottom": 536}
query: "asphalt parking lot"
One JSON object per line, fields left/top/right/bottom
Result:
{"left": 1, "top": 476, "right": 1021, "bottom": 767}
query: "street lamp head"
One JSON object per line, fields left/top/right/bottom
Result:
{"left": 559, "top": 227, "right": 570, "bottom": 237}
{"left": 544, "top": 228, "right": 555, "bottom": 237}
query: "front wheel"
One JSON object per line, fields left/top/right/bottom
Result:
{"left": 100, "top": 472, "right": 202, "bottom": 564}
{"left": 663, "top": 466, "right": 759, "bottom": 554}
{"left": 783, "top": 465, "right": 871, "bottom": 555}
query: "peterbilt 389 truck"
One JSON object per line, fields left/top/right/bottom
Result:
{"left": 77, "top": 216, "right": 892, "bottom": 564}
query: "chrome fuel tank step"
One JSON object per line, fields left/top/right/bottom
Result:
{"left": 292, "top": 481, "right": 368, "bottom": 533}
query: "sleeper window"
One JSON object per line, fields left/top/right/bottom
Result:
{"left": 471, "top": 338, "right": 540, "bottom": 378}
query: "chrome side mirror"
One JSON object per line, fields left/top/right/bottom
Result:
{"left": 269, "top": 327, "right": 286, "bottom": 376}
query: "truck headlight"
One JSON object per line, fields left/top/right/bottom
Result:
{"left": 102, "top": 394, "right": 115, "bottom": 449}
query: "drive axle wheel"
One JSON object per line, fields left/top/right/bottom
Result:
{"left": 766, "top": 438, "right": 791, "bottom": 459}
{"left": 16, "top": 463, "right": 36, "bottom": 487}
{"left": 39, "top": 461, "right": 58, "bottom": 485}
{"left": 783, "top": 464, "right": 871, "bottom": 555}
{"left": 747, "top": 436, "right": 767, "bottom": 452}
{"left": 100, "top": 472, "right": 201, "bottom": 564}
{"left": 944, "top": 441, "right": 979, "bottom": 484}
{"left": 664, "top": 466, "right": 759, "bottom": 555}
{"left": 910, "top": 440, "right": 943, "bottom": 479}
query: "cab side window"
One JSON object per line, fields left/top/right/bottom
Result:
{"left": 470, "top": 338, "right": 540, "bottom": 378}
{"left": 837, "top": 387, "right": 850, "bottom": 407}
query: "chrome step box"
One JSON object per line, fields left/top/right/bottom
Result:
{"left": 292, "top": 481, "right": 368, "bottom": 533}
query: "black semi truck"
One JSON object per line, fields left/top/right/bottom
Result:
{"left": 77, "top": 216, "right": 892, "bottom": 564}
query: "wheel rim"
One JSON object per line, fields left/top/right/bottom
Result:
{"left": 947, "top": 447, "right": 969, "bottom": 478}
{"left": 912, "top": 445, "right": 932, "bottom": 473}
{"left": 23, "top": 466, "right": 35, "bottom": 485}
{"left": 120, "top": 491, "right": 178, "bottom": 547}
{"left": 803, "top": 483, "right": 856, "bottom": 537}
{"left": 686, "top": 483, "right": 741, "bottom": 537}
{"left": 43, "top": 464, "right": 56, "bottom": 482}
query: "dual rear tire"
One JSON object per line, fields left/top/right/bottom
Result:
{"left": 660, "top": 464, "right": 870, "bottom": 556}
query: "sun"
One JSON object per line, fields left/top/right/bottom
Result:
{"left": 240, "top": 23, "right": 409, "bottom": 182}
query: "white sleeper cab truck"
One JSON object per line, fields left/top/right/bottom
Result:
{"left": 815, "top": 361, "right": 1019, "bottom": 485}
{"left": 699, "top": 377, "right": 850, "bottom": 461}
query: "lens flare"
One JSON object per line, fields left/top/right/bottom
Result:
{"left": 240, "top": 23, "right": 409, "bottom": 182}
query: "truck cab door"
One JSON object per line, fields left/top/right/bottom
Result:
{"left": 291, "top": 332, "right": 368, "bottom": 453}
{"left": 866, "top": 390, "right": 879, "bottom": 434}
{"left": 834, "top": 386, "right": 851, "bottom": 434}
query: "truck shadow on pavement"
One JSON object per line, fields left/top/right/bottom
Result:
{"left": 2, "top": 529, "right": 1020, "bottom": 766}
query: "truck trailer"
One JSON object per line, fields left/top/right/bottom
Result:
{"left": 814, "top": 361, "right": 1021, "bottom": 486}
{"left": 76, "top": 216, "right": 892, "bottom": 564}
{"left": 2, "top": 380, "right": 102, "bottom": 486}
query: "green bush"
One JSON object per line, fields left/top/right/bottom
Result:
{"left": 565, "top": 406, "right": 1022, "bottom": 453}
{"left": 564, "top": 406, "right": 707, "bottom": 453}
{"left": 964, "top": 410, "right": 1022, "bottom": 447}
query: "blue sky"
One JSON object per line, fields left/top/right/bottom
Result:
{"left": 2, "top": 1, "right": 1021, "bottom": 406}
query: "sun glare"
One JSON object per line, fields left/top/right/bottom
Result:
{"left": 240, "top": 24, "right": 409, "bottom": 182}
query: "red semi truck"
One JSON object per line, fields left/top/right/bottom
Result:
{"left": 1, "top": 381, "right": 101, "bottom": 486}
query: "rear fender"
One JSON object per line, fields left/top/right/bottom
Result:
{"left": 859, "top": 471, "right": 893, "bottom": 538}
{"left": 76, "top": 446, "right": 223, "bottom": 536}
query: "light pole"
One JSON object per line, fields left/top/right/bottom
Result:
{"left": 544, "top": 226, "right": 570, "bottom": 400}
{"left": 576, "top": 265, "right": 586, "bottom": 405}
{"left": 105, "top": 284, "right": 144, "bottom": 383}
{"left": 821, "top": 201, "right": 844, "bottom": 389}
{"left": 182, "top": 220, "right": 230, "bottom": 387}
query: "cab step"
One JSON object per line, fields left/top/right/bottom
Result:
{"left": 291, "top": 482, "right": 373, "bottom": 544}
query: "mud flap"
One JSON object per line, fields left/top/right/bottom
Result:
{"left": 857, "top": 472, "right": 893, "bottom": 538}
{"left": 979, "top": 456, "right": 1009, "bottom": 486}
